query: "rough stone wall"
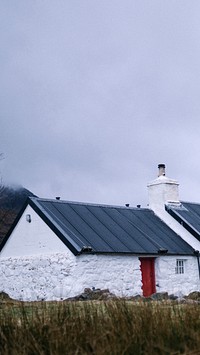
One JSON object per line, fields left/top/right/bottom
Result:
{"left": 0, "top": 252, "right": 141, "bottom": 301}
{"left": 0, "top": 252, "right": 199, "bottom": 301}
{"left": 155, "top": 256, "right": 200, "bottom": 295}
{"left": 73, "top": 254, "right": 142, "bottom": 297}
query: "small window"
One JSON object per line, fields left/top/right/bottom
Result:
{"left": 175, "top": 259, "right": 185, "bottom": 274}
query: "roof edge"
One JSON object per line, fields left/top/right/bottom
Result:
{"left": 165, "top": 204, "right": 200, "bottom": 242}
{"left": 28, "top": 198, "right": 81, "bottom": 256}
{"left": 28, "top": 196, "right": 148, "bottom": 211}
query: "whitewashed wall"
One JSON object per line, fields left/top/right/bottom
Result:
{"left": 0, "top": 252, "right": 141, "bottom": 301}
{"left": 0, "top": 252, "right": 199, "bottom": 301}
{"left": 155, "top": 256, "right": 200, "bottom": 296}
{"left": 1, "top": 206, "right": 67, "bottom": 257}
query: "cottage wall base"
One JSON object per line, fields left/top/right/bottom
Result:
{"left": 0, "top": 252, "right": 199, "bottom": 301}
{"left": 155, "top": 256, "right": 200, "bottom": 296}
{"left": 0, "top": 252, "right": 141, "bottom": 301}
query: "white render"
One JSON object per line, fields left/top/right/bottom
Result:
{"left": 0, "top": 252, "right": 142, "bottom": 301}
{"left": 148, "top": 174, "right": 179, "bottom": 210}
{"left": 155, "top": 256, "right": 200, "bottom": 295}
{"left": 148, "top": 174, "right": 200, "bottom": 251}
{"left": 0, "top": 251, "right": 199, "bottom": 301}
{"left": 1, "top": 206, "right": 67, "bottom": 257}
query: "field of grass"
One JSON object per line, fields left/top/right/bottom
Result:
{"left": 0, "top": 299, "right": 200, "bottom": 354}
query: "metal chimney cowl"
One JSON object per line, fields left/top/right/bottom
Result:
{"left": 158, "top": 164, "right": 165, "bottom": 177}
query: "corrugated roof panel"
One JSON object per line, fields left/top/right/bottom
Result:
{"left": 29, "top": 198, "right": 195, "bottom": 255}
{"left": 101, "top": 207, "right": 159, "bottom": 253}
{"left": 39, "top": 201, "right": 114, "bottom": 252}
{"left": 35, "top": 200, "right": 85, "bottom": 250}
{"left": 166, "top": 201, "right": 200, "bottom": 241}
{"left": 182, "top": 202, "right": 200, "bottom": 232}
{"left": 134, "top": 210, "right": 192, "bottom": 253}
{"left": 118, "top": 208, "right": 190, "bottom": 254}
{"left": 67, "top": 203, "right": 128, "bottom": 252}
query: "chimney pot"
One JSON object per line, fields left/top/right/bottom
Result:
{"left": 158, "top": 164, "right": 165, "bottom": 177}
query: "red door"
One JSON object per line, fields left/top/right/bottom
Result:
{"left": 140, "top": 258, "right": 156, "bottom": 297}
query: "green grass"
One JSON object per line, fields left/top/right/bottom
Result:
{"left": 0, "top": 299, "right": 200, "bottom": 354}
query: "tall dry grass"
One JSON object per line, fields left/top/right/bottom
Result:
{"left": 0, "top": 300, "right": 200, "bottom": 354}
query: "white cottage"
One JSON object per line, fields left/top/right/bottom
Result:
{"left": 0, "top": 168, "right": 199, "bottom": 301}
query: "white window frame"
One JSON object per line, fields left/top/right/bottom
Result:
{"left": 175, "top": 259, "right": 186, "bottom": 274}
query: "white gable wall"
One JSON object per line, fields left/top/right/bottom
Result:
{"left": 0, "top": 206, "right": 67, "bottom": 257}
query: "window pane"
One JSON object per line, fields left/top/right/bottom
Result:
{"left": 176, "top": 259, "right": 185, "bottom": 274}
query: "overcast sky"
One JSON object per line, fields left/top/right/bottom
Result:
{"left": 1, "top": 1, "right": 200, "bottom": 207}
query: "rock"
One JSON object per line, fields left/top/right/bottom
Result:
{"left": 0, "top": 291, "right": 11, "bottom": 300}
{"left": 150, "top": 292, "right": 169, "bottom": 301}
{"left": 125, "top": 294, "right": 143, "bottom": 301}
{"left": 132, "top": 294, "right": 143, "bottom": 301}
{"left": 186, "top": 291, "right": 200, "bottom": 301}
{"left": 168, "top": 294, "right": 178, "bottom": 300}
{"left": 173, "top": 291, "right": 184, "bottom": 299}
{"left": 66, "top": 288, "right": 116, "bottom": 301}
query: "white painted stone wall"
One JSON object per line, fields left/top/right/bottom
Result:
{"left": 0, "top": 252, "right": 141, "bottom": 301}
{"left": 155, "top": 256, "right": 200, "bottom": 296}
{"left": 0, "top": 252, "right": 199, "bottom": 301}
{"left": 74, "top": 254, "right": 141, "bottom": 297}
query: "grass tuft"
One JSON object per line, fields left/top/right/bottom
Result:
{"left": 0, "top": 299, "right": 200, "bottom": 354}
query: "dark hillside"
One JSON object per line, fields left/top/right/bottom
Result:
{"left": 0, "top": 186, "right": 37, "bottom": 244}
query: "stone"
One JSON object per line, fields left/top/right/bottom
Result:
{"left": 0, "top": 291, "right": 11, "bottom": 300}
{"left": 150, "top": 292, "right": 169, "bottom": 301}
{"left": 168, "top": 294, "right": 178, "bottom": 300}
{"left": 186, "top": 291, "right": 200, "bottom": 301}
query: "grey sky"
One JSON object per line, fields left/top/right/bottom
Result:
{"left": 1, "top": 1, "right": 200, "bottom": 207}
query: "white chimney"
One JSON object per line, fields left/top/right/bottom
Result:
{"left": 147, "top": 164, "right": 180, "bottom": 212}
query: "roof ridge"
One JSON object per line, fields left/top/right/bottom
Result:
{"left": 28, "top": 197, "right": 148, "bottom": 210}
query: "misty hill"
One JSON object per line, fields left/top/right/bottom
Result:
{"left": 0, "top": 185, "right": 37, "bottom": 245}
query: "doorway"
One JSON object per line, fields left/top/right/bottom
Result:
{"left": 140, "top": 258, "right": 156, "bottom": 297}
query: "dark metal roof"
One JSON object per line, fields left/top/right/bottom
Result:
{"left": 21, "top": 197, "right": 195, "bottom": 256}
{"left": 166, "top": 201, "right": 200, "bottom": 242}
